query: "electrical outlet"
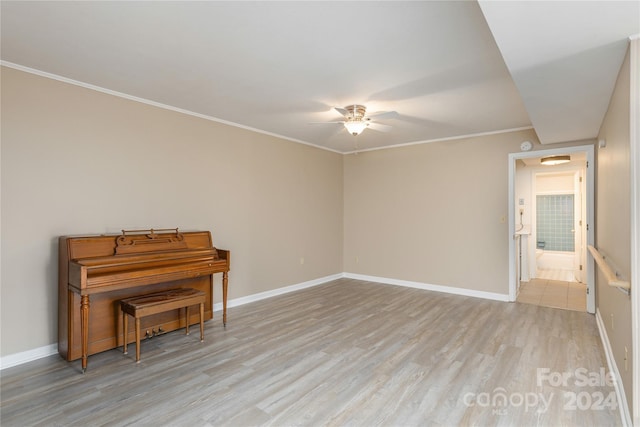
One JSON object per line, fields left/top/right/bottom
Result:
{"left": 611, "top": 313, "right": 614, "bottom": 331}
{"left": 625, "top": 346, "right": 628, "bottom": 371}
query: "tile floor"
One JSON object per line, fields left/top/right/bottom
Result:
{"left": 535, "top": 267, "right": 577, "bottom": 282}
{"left": 517, "top": 277, "right": 587, "bottom": 311}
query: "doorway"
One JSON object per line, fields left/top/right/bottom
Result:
{"left": 532, "top": 169, "right": 585, "bottom": 283}
{"left": 508, "top": 145, "right": 595, "bottom": 313}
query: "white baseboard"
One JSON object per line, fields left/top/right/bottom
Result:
{"left": 0, "top": 344, "right": 58, "bottom": 370}
{"left": 212, "top": 273, "right": 344, "bottom": 312}
{"left": 343, "top": 272, "right": 510, "bottom": 302}
{"left": 1, "top": 272, "right": 511, "bottom": 370}
{"left": 596, "top": 308, "right": 632, "bottom": 426}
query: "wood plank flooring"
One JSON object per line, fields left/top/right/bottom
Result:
{"left": 1, "top": 278, "right": 621, "bottom": 426}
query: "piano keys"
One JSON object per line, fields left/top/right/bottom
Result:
{"left": 58, "top": 229, "right": 230, "bottom": 372}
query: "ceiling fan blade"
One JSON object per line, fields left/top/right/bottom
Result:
{"left": 368, "top": 122, "right": 392, "bottom": 132}
{"left": 334, "top": 107, "right": 349, "bottom": 116}
{"left": 366, "top": 110, "right": 399, "bottom": 120}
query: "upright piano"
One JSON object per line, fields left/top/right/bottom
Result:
{"left": 58, "top": 228, "right": 230, "bottom": 372}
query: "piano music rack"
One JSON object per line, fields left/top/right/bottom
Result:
{"left": 115, "top": 228, "right": 187, "bottom": 254}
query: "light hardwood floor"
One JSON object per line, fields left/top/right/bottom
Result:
{"left": 1, "top": 279, "right": 621, "bottom": 426}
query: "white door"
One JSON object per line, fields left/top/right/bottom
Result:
{"left": 573, "top": 170, "right": 584, "bottom": 283}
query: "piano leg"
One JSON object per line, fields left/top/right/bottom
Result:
{"left": 222, "top": 271, "right": 228, "bottom": 327}
{"left": 80, "top": 295, "right": 90, "bottom": 373}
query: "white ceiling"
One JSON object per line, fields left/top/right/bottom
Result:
{"left": 479, "top": 0, "right": 639, "bottom": 145}
{"left": 1, "top": 1, "right": 638, "bottom": 153}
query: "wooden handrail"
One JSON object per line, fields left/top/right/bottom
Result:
{"left": 587, "top": 245, "right": 631, "bottom": 290}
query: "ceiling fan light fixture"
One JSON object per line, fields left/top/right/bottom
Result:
{"left": 540, "top": 155, "right": 570, "bottom": 165}
{"left": 344, "top": 120, "right": 368, "bottom": 136}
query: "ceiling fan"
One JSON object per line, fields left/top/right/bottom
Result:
{"left": 314, "top": 104, "right": 396, "bottom": 136}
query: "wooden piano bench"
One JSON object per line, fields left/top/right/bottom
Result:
{"left": 120, "top": 288, "right": 206, "bottom": 363}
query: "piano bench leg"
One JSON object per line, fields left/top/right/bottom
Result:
{"left": 120, "top": 289, "right": 206, "bottom": 363}
{"left": 122, "top": 311, "right": 128, "bottom": 355}
{"left": 135, "top": 318, "right": 141, "bottom": 363}
{"left": 199, "top": 302, "right": 204, "bottom": 342}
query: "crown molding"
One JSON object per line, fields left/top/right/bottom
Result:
{"left": 344, "top": 126, "right": 535, "bottom": 155}
{"left": 0, "top": 61, "right": 343, "bottom": 155}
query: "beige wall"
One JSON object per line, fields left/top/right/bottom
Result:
{"left": 0, "top": 67, "right": 344, "bottom": 356}
{"left": 595, "top": 48, "right": 633, "bottom": 411}
{"left": 2, "top": 52, "right": 635, "bottom": 394}
{"left": 344, "top": 129, "right": 543, "bottom": 295}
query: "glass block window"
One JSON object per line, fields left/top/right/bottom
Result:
{"left": 536, "top": 194, "right": 575, "bottom": 252}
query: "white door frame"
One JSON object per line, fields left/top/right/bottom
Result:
{"left": 573, "top": 169, "right": 586, "bottom": 284}
{"left": 628, "top": 35, "right": 639, "bottom": 427}
{"left": 508, "top": 144, "right": 595, "bottom": 313}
